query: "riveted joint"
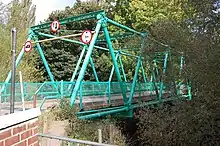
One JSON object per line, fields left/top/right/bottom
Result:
{"left": 96, "top": 12, "right": 106, "bottom": 20}
{"left": 101, "top": 19, "right": 108, "bottom": 28}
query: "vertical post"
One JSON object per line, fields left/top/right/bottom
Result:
{"left": 118, "top": 54, "right": 127, "bottom": 82}
{"left": 79, "top": 82, "right": 83, "bottom": 111}
{"left": 70, "top": 19, "right": 102, "bottom": 106}
{"left": 1, "top": 31, "right": 33, "bottom": 98}
{"left": 128, "top": 57, "right": 141, "bottom": 104}
{"left": 180, "top": 53, "right": 184, "bottom": 74}
{"left": 159, "top": 52, "right": 168, "bottom": 100}
{"left": 108, "top": 53, "right": 119, "bottom": 82}
{"left": 68, "top": 47, "right": 86, "bottom": 91}
{"left": 3, "top": 85, "right": 6, "bottom": 103}
{"left": 140, "top": 60, "right": 147, "bottom": 97}
{"left": 177, "top": 54, "right": 184, "bottom": 95}
{"left": 19, "top": 71, "right": 25, "bottom": 111}
{"left": 140, "top": 61, "right": 147, "bottom": 83}
{"left": 33, "top": 94, "right": 36, "bottom": 108}
{"left": 103, "top": 26, "right": 127, "bottom": 104}
{"left": 152, "top": 71, "right": 159, "bottom": 100}
{"left": 24, "top": 82, "right": 27, "bottom": 100}
{"left": 149, "top": 75, "right": 153, "bottom": 96}
{"left": 153, "top": 60, "right": 159, "bottom": 76}
{"left": 187, "top": 81, "right": 192, "bottom": 100}
{"left": 98, "top": 129, "right": 102, "bottom": 143}
{"left": 10, "top": 28, "right": 16, "bottom": 114}
{"left": 89, "top": 57, "right": 99, "bottom": 82}
{"left": 107, "top": 53, "right": 119, "bottom": 103}
{"left": 61, "top": 80, "right": 64, "bottom": 99}
{"left": 108, "top": 81, "right": 111, "bottom": 104}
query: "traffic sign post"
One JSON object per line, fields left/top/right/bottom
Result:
{"left": 24, "top": 41, "right": 32, "bottom": 52}
{"left": 80, "top": 30, "right": 93, "bottom": 44}
{"left": 50, "top": 20, "right": 60, "bottom": 33}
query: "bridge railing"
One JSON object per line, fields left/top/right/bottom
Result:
{"left": 0, "top": 81, "right": 187, "bottom": 103}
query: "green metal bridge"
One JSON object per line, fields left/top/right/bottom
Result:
{"left": 0, "top": 10, "right": 192, "bottom": 119}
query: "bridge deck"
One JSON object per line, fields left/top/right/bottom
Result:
{"left": 0, "top": 90, "right": 173, "bottom": 116}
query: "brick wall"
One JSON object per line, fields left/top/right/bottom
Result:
{"left": 0, "top": 108, "right": 41, "bottom": 146}
{"left": 0, "top": 118, "right": 39, "bottom": 146}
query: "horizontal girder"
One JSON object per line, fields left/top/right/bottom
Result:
{"left": 31, "top": 10, "right": 105, "bottom": 31}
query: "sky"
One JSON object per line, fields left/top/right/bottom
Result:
{"left": 1, "top": 0, "right": 77, "bottom": 24}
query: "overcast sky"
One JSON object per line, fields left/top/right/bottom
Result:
{"left": 1, "top": 0, "right": 76, "bottom": 24}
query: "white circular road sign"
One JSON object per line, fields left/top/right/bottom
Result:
{"left": 80, "top": 30, "right": 93, "bottom": 44}
{"left": 24, "top": 41, "right": 32, "bottom": 52}
{"left": 50, "top": 20, "right": 60, "bottom": 33}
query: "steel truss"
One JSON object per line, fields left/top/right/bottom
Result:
{"left": 1, "top": 10, "right": 192, "bottom": 119}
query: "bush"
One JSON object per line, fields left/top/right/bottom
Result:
{"left": 47, "top": 97, "right": 126, "bottom": 145}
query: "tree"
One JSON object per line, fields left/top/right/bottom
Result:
{"left": 35, "top": 0, "right": 138, "bottom": 82}
{"left": 35, "top": 1, "right": 104, "bottom": 81}
{"left": 0, "top": 0, "right": 43, "bottom": 82}
{"left": 135, "top": 1, "right": 220, "bottom": 145}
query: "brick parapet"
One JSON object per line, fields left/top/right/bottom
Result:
{"left": 0, "top": 108, "right": 41, "bottom": 146}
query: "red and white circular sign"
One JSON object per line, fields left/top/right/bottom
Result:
{"left": 50, "top": 20, "right": 60, "bottom": 33}
{"left": 24, "top": 41, "right": 32, "bottom": 52}
{"left": 80, "top": 30, "right": 93, "bottom": 44}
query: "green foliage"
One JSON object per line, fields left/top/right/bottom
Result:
{"left": 130, "top": 0, "right": 184, "bottom": 30}
{"left": 7, "top": 0, "right": 36, "bottom": 29}
{"left": 136, "top": 12, "right": 220, "bottom": 144}
{"left": 99, "top": 0, "right": 219, "bottom": 144}
{"left": 0, "top": 0, "right": 43, "bottom": 82}
{"left": 50, "top": 98, "right": 126, "bottom": 145}
{"left": 108, "top": 0, "right": 194, "bottom": 31}
{"left": 0, "top": 0, "right": 218, "bottom": 144}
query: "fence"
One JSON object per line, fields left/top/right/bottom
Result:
{"left": 38, "top": 133, "right": 117, "bottom": 146}
{"left": 0, "top": 81, "right": 160, "bottom": 103}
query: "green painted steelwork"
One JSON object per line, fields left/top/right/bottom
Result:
{"left": 89, "top": 57, "right": 99, "bottom": 82}
{"left": 118, "top": 55, "right": 127, "bottom": 82}
{"left": 61, "top": 80, "right": 64, "bottom": 99}
{"left": 1, "top": 10, "right": 192, "bottom": 119}
{"left": 128, "top": 57, "right": 141, "bottom": 105}
{"left": 106, "top": 18, "right": 144, "bottom": 36}
{"left": 34, "top": 37, "right": 55, "bottom": 83}
{"left": 180, "top": 54, "right": 184, "bottom": 74}
{"left": 33, "top": 35, "right": 59, "bottom": 94}
{"left": 36, "top": 31, "right": 142, "bottom": 59}
{"left": 103, "top": 24, "right": 128, "bottom": 104}
{"left": 108, "top": 53, "right": 120, "bottom": 104}
{"left": 159, "top": 52, "right": 168, "bottom": 101}
{"left": 68, "top": 46, "right": 86, "bottom": 91}
{"left": 97, "top": 32, "right": 135, "bottom": 42}
{"left": 31, "top": 10, "right": 105, "bottom": 31}
{"left": 70, "top": 18, "right": 103, "bottom": 106}
{"left": 140, "top": 60, "right": 147, "bottom": 83}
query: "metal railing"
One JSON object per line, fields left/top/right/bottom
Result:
{"left": 38, "top": 133, "right": 117, "bottom": 146}
{"left": 0, "top": 81, "right": 159, "bottom": 103}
